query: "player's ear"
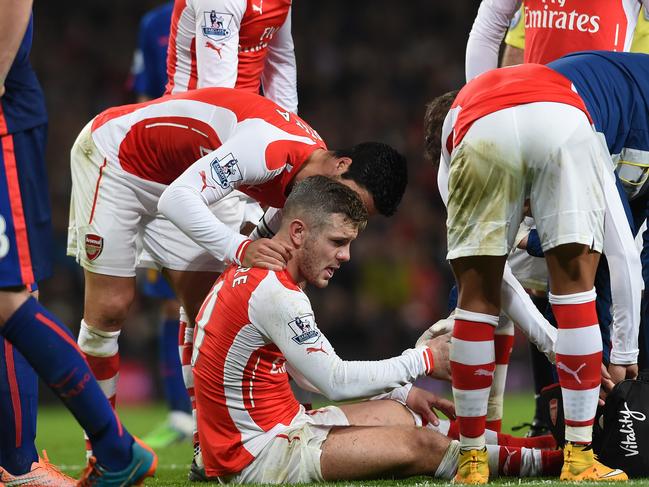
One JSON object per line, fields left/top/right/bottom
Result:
{"left": 332, "top": 156, "right": 352, "bottom": 176}
{"left": 288, "top": 219, "right": 306, "bottom": 247}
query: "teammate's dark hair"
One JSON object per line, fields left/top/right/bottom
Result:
{"left": 284, "top": 175, "right": 368, "bottom": 231}
{"left": 334, "top": 142, "right": 407, "bottom": 217}
{"left": 424, "top": 89, "right": 460, "bottom": 163}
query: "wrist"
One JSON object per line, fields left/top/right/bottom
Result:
{"left": 416, "top": 346, "right": 435, "bottom": 375}
{"left": 234, "top": 239, "right": 252, "bottom": 266}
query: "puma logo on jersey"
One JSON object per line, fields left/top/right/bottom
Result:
{"left": 306, "top": 342, "right": 328, "bottom": 355}
{"left": 557, "top": 362, "right": 587, "bottom": 384}
{"left": 252, "top": 0, "right": 263, "bottom": 14}
{"left": 205, "top": 41, "right": 223, "bottom": 59}
{"left": 199, "top": 170, "right": 217, "bottom": 192}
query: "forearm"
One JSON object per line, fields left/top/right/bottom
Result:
{"left": 0, "top": 0, "right": 33, "bottom": 89}
{"left": 311, "top": 348, "right": 433, "bottom": 401}
{"left": 262, "top": 16, "right": 298, "bottom": 112}
{"left": 465, "top": 0, "right": 518, "bottom": 80}
{"left": 500, "top": 44, "right": 524, "bottom": 67}
{"left": 158, "top": 184, "right": 248, "bottom": 264}
{"left": 501, "top": 263, "right": 557, "bottom": 361}
{"left": 602, "top": 173, "right": 642, "bottom": 364}
{"left": 249, "top": 207, "right": 282, "bottom": 240}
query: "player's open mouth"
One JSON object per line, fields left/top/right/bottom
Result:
{"left": 325, "top": 267, "right": 337, "bottom": 278}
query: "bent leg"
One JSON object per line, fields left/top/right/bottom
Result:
{"left": 545, "top": 244, "right": 602, "bottom": 445}
{"left": 449, "top": 255, "right": 504, "bottom": 451}
{"left": 338, "top": 399, "right": 416, "bottom": 427}
{"left": 0, "top": 288, "right": 135, "bottom": 471}
{"left": 163, "top": 269, "right": 220, "bottom": 465}
{"left": 321, "top": 425, "right": 451, "bottom": 480}
{"left": 79, "top": 270, "right": 135, "bottom": 406}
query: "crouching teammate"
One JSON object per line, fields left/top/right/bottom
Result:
{"left": 424, "top": 54, "right": 639, "bottom": 483}
{"left": 191, "top": 176, "right": 562, "bottom": 484}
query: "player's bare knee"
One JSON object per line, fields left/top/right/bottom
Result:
{"left": 84, "top": 292, "right": 133, "bottom": 331}
{"left": 404, "top": 429, "right": 450, "bottom": 471}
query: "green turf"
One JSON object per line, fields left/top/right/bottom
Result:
{"left": 34, "top": 394, "right": 648, "bottom": 486}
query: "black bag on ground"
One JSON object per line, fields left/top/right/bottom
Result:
{"left": 538, "top": 382, "right": 565, "bottom": 447}
{"left": 592, "top": 370, "right": 649, "bottom": 477}
{"left": 539, "top": 372, "right": 649, "bottom": 477}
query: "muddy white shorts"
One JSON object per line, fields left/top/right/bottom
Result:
{"left": 219, "top": 405, "right": 349, "bottom": 484}
{"left": 446, "top": 102, "right": 607, "bottom": 260}
{"left": 67, "top": 122, "right": 262, "bottom": 277}
{"left": 508, "top": 217, "right": 548, "bottom": 292}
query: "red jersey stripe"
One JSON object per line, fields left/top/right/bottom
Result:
{"left": 189, "top": 37, "right": 198, "bottom": 91}
{"left": 88, "top": 158, "right": 107, "bottom": 225}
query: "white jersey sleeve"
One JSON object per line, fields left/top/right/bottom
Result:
{"left": 466, "top": 0, "right": 521, "bottom": 81}
{"left": 261, "top": 7, "right": 298, "bottom": 113}
{"left": 250, "top": 281, "right": 434, "bottom": 402}
{"left": 192, "top": 0, "right": 246, "bottom": 90}
{"left": 158, "top": 119, "right": 303, "bottom": 264}
{"left": 601, "top": 163, "right": 642, "bottom": 364}
{"left": 437, "top": 109, "right": 455, "bottom": 205}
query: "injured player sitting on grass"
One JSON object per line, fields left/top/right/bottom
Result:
{"left": 190, "top": 175, "right": 562, "bottom": 484}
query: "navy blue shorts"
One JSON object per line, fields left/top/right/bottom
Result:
{"left": 141, "top": 269, "right": 176, "bottom": 300}
{"left": 0, "top": 124, "right": 52, "bottom": 287}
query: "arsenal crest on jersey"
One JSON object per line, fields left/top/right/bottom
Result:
{"left": 287, "top": 314, "right": 320, "bottom": 345}
{"left": 85, "top": 233, "right": 104, "bottom": 261}
{"left": 210, "top": 153, "right": 243, "bottom": 189}
{"left": 202, "top": 10, "right": 233, "bottom": 41}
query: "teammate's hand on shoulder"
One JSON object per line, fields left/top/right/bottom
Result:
{"left": 424, "top": 333, "right": 451, "bottom": 382}
{"left": 608, "top": 362, "right": 639, "bottom": 385}
{"left": 406, "top": 386, "right": 455, "bottom": 426}
{"left": 242, "top": 238, "right": 291, "bottom": 271}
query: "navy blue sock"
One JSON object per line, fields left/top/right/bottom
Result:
{"left": 0, "top": 339, "right": 38, "bottom": 475}
{"left": 1, "top": 297, "right": 134, "bottom": 471}
{"left": 160, "top": 319, "right": 191, "bottom": 413}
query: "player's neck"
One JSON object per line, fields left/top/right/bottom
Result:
{"left": 284, "top": 257, "right": 307, "bottom": 289}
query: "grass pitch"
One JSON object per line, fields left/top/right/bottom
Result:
{"left": 35, "top": 394, "right": 648, "bottom": 486}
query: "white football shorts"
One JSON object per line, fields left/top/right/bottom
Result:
{"left": 446, "top": 102, "right": 607, "bottom": 260}
{"left": 218, "top": 405, "right": 349, "bottom": 484}
{"left": 67, "top": 121, "right": 262, "bottom": 277}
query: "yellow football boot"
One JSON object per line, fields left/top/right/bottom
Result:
{"left": 453, "top": 447, "right": 489, "bottom": 484}
{"left": 560, "top": 442, "right": 628, "bottom": 482}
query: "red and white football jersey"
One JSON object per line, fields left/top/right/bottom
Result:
{"left": 447, "top": 63, "right": 590, "bottom": 152}
{"left": 166, "top": 0, "right": 297, "bottom": 112}
{"left": 192, "top": 265, "right": 435, "bottom": 476}
{"left": 523, "top": 0, "right": 641, "bottom": 64}
{"left": 90, "top": 87, "right": 325, "bottom": 263}
{"left": 466, "top": 0, "right": 647, "bottom": 80}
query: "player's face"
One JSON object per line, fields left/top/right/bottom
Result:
{"left": 299, "top": 214, "right": 358, "bottom": 288}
